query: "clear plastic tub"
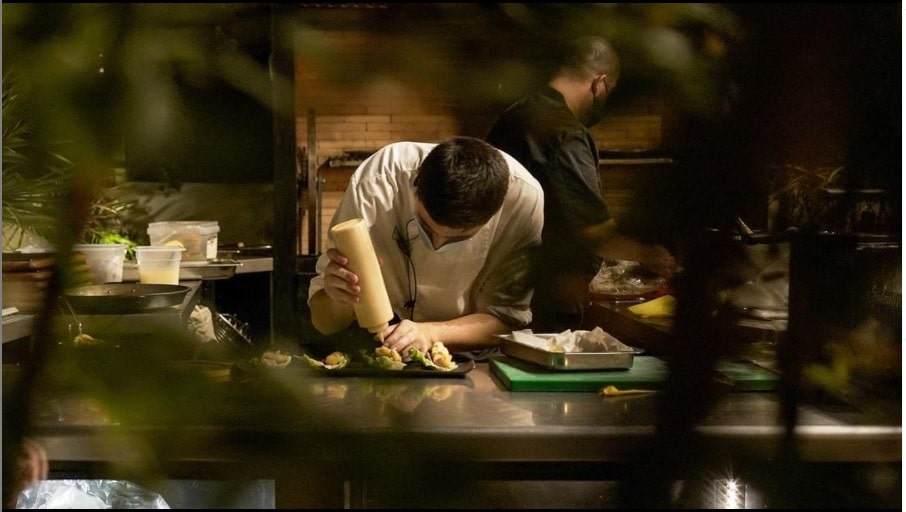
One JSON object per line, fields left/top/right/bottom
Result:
{"left": 73, "top": 243, "right": 126, "bottom": 284}
{"left": 147, "top": 221, "right": 219, "bottom": 261}
{"left": 134, "top": 245, "right": 185, "bottom": 285}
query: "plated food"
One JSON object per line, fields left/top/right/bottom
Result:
{"left": 256, "top": 350, "right": 293, "bottom": 368}
{"left": 361, "top": 346, "right": 406, "bottom": 371}
{"left": 241, "top": 341, "right": 471, "bottom": 378}
{"left": 301, "top": 351, "right": 350, "bottom": 370}
{"left": 409, "top": 342, "right": 458, "bottom": 371}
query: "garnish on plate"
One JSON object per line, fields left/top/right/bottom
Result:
{"left": 300, "top": 351, "right": 349, "bottom": 370}
{"left": 360, "top": 346, "right": 406, "bottom": 370}
{"left": 253, "top": 350, "right": 293, "bottom": 368}
{"left": 409, "top": 341, "right": 458, "bottom": 371}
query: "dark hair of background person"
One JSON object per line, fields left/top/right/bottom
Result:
{"left": 554, "top": 35, "right": 622, "bottom": 85}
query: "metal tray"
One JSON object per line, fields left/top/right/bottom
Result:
{"left": 122, "top": 259, "right": 241, "bottom": 281}
{"left": 497, "top": 333, "right": 641, "bottom": 371}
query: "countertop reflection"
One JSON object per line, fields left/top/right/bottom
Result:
{"left": 8, "top": 358, "right": 898, "bottom": 473}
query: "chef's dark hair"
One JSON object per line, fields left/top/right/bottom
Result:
{"left": 414, "top": 136, "right": 509, "bottom": 230}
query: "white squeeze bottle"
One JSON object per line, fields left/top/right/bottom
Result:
{"left": 330, "top": 218, "right": 394, "bottom": 336}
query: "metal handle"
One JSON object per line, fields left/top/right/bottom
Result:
{"left": 59, "top": 296, "right": 83, "bottom": 338}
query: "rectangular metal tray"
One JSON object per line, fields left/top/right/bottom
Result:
{"left": 497, "top": 333, "right": 640, "bottom": 371}
{"left": 122, "top": 259, "right": 241, "bottom": 281}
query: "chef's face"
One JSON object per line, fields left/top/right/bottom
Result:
{"left": 414, "top": 202, "right": 481, "bottom": 251}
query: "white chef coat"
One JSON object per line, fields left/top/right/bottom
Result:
{"left": 308, "top": 141, "right": 544, "bottom": 328}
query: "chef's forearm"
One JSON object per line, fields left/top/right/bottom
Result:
{"left": 309, "top": 290, "right": 356, "bottom": 335}
{"left": 422, "top": 313, "right": 509, "bottom": 351}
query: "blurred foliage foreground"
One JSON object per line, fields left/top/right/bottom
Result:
{"left": 1, "top": 4, "right": 286, "bottom": 507}
{"left": 2, "top": 3, "right": 901, "bottom": 509}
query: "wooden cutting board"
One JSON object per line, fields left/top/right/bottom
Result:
{"left": 490, "top": 355, "right": 779, "bottom": 392}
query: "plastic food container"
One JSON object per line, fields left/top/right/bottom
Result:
{"left": 134, "top": 245, "right": 185, "bottom": 285}
{"left": 147, "top": 221, "right": 219, "bottom": 261}
{"left": 73, "top": 243, "right": 127, "bottom": 284}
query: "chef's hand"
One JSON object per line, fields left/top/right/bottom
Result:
{"left": 321, "top": 247, "right": 362, "bottom": 305}
{"left": 379, "top": 319, "right": 436, "bottom": 358}
{"left": 640, "top": 244, "right": 678, "bottom": 279}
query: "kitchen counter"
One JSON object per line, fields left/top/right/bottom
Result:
{"left": 584, "top": 299, "right": 786, "bottom": 361}
{"left": 2, "top": 310, "right": 34, "bottom": 344}
{"left": 233, "top": 256, "right": 273, "bottom": 274}
{"left": 13, "top": 355, "right": 900, "bottom": 507}
{"left": 583, "top": 299, "right": 674, "bottom": 354}
{"left": 2, "top": 281, "right": 204, "bottom": 356}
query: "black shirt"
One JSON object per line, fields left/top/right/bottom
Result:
{"left": 487, "top": 87, "right": 610, "bottom": 329}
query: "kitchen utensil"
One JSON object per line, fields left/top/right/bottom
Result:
{"left": 59, "top": 296, "right": 83, "bottom": 339}
{"left": 497, "top": 333, "right": 641, "bottom": 371}
{"left": 122, "top": 259, "right": 241, "bottom": 282}
{"left": 330, "top": 218, "right": 393, "bottom": 335}
{"left": 490, "top": 355, "right": 780, "bottom": 392}
{"left": 63, "top": 284, "right": 190, "bottom": 314}
{"left": 217, "top": 244, "right": 273, "bottom": 258}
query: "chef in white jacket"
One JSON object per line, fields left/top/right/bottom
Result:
{"left": 308, "top": 136, "right": 544, "bottom": 356}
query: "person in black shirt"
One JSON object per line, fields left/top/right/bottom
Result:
{"left": 487, "top": 35, "right": 677, "bottom": 332}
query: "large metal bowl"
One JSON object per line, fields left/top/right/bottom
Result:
{"left": 63, "top": 284, "right": 190, "bottom": 314}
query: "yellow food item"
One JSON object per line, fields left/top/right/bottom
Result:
{"left": 375, "top": 346, "right": 402, "bottom": 362}
{"left": 627, "top": 295, "right": 676, "bottom": 318}
{"left": 260, "top": 350, "right": 292, "bottom": 367}
{"left": 430, "top": 341, "right": 456, "bottom": 370}
{"left": 301, "top": 352, "right": 348, "bottom": 370}
{"left": 164, "top": 240, "right": 185, "bottom": 248}
{"left": 365, "top": 346, "right": 406, "bottom": 370}
{"left": 324, "top": 351, "right": 348, "bottom": 367}
{"left": 599, "top": 385, "right": 658, "bottom": 397}
{"left": 73, "top": 333, "right": 101, "bottom": 346}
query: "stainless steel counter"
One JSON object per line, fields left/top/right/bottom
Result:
{"left": 2, "top": 311, "right": 34, "bottom": 344}
{"left": 233, "top": 256, "right": 273, "bottom": 274}
{"left": 24, "top": 361, "right": 900, "bottom": 461}
{"left": 8, "top": 355, "right": 899, "bottom": 507}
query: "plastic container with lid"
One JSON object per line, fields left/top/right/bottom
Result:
{"left": 147, "top": 221, "right": 219, "bottom": 261}
{"left": 73, "top": 243, "right": 127, "bottom": 284}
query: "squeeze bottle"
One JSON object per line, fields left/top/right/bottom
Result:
{"left": 330, "top": 218, "right": 394, "bottom": 335}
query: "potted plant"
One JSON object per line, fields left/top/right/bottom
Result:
{"left": 3, "top": 69, "right": 139, "bottom": 248}
{"left": 2, "top": 71, "right": 137, "bottom": 312}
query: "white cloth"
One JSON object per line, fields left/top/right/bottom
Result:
{"left": 188, "top": 305, "right": 217, "bottom": 342}
{"left": 308, "top": 141, "right": 544, "bottom": 328}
